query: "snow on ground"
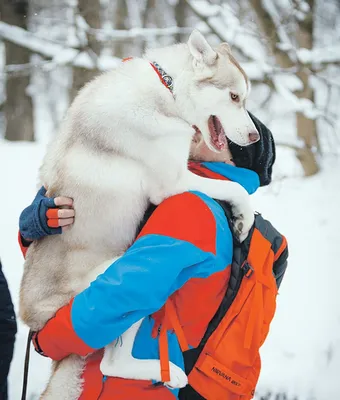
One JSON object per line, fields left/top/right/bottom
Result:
{"left": 0, "top": 140, "right": 51, "bottom": 399}
{"left": 0, "top": 139, "right": 339, "bottom": 400}
{"left": 252, "top": 155, "right": 340, "bottom": 399}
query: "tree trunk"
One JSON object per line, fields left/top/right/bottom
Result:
{"left": 249, "top": 0, "right": 293, "bottom": 69}
{"left": 112, "top": 0, "right": 128, "bottom": 58}
{"left": 0, "top": 0, "right": 34, "bottom": 141}
{"left": 175, "top": 0, "right": 187, "bottom": 43}
{"left": 250, "top": 0, "right": 319, "bottom": 175}
{"left": 295, "top": 0, "right": 319, "bottom": 176}
{"left": 70, "top": 0, "right": 101, "bottom": 102}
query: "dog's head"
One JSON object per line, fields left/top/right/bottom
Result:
{"left": 182, "top": 30, "right": 259, "bottom": 150}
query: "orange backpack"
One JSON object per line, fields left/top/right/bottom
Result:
{"left": 159, "top": 204, "right": 288, "bottom": 400}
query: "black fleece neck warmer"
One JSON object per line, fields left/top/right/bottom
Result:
{"left": 228, "top": 112, "right": 276, "bottom": 187}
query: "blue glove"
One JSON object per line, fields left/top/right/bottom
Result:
{"left": 19, "top": 187, "right": 62, "bottom": 240}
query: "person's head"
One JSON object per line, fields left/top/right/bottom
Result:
{"left": 190, "top": 112, "right": 276, "bottom": 186}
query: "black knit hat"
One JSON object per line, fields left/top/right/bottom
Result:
{"left": 228, "top": 112, "right": 276, "bottom": 186}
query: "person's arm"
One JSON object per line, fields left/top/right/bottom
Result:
{"left": 18, "top": 187, "right": 74, "bottom": 257}
{"left": 18, "top": 232, "right": 33, "bottom": 258}
{"left": 33, "top": 191, "right": 232, "bottom": 361}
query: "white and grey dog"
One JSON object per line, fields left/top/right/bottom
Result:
{"left": 20, "top": 30, "right": 259, "bottom": 399}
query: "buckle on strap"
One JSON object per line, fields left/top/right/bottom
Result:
{"left": 242, "top": 262, "right": 254, "bottom": 278}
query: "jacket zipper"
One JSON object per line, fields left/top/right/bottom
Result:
{"left": 97, "top": 375, "right": 107, "bottom": 399}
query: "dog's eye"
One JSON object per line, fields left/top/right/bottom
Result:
{"left": 230, "top": 93, "right": 240, "bottom": 102}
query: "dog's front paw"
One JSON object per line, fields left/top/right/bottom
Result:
{"left": 164, "top": 362, "right": 188, "bottom": 389}
{"left": 149, "top": 185, "right": 182, "bottom": 205}
{"left": 149, "top": 192, "right": 166, "bottom": 206}
{"left": 148, "top": 184, "right": 168, "bottom": 205}
{"left": 231, "top": 204, "right": 254, "bottom": 242}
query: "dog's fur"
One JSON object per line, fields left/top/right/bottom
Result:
{"left": 19, "top": 31, "right": 259, "bottom": 399}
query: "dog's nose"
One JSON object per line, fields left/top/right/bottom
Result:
{"left": 249, "top": 131, "right": 260, "bottom": 143}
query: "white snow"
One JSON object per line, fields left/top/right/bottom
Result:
{"left": 253, "top": 155, "right": 340, "bottom": 399}
{"left": 1, "top": 138, "right": 340, "bottom": 399}
{"left": 262, "top": 0, "right": 295, "bottom": 60}
{"left": 0, "top": 22, "right": 69, "bottom": 63}
{"left": 273, "top": 76, "right": 320, "bottom": 119}
{"left": 299, "top": 1, "right": 311, "bottom": 13}
{"left": 89, "top": 25, "right": 194, "bottom": 41}
{"left": 0, "top": 21, "right": 120, "bottom": 71}
{"left": 297, "top": 45, "right": 340, "bottom": 65}
{"left": 274, "top": 74, "right": 303, "bottom": 92}
{"left": 0, "top": 140, "right": 51, "bottom": 399}
{"left": 189, "top": 0, "right": 221, "bottom": 18}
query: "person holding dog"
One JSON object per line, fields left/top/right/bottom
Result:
{"left": 19, "top": 113, "right": 288, "bottom": 400}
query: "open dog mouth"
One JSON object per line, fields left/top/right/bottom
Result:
{"left": 208, "top": 115, "right": 227, "bottom": 151}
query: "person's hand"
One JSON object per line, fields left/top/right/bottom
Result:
{"left": 19, "top": 187, "right": 75, "bottom": 241}
{"left": 46, "top": 196, "right": 74, "bottom": 232}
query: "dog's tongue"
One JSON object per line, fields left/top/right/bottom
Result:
{"left": 217, "top": 127, "right": 227, "bottom": 150}
{"left": 209, "top": 116, "right": 227, "bottom": 151}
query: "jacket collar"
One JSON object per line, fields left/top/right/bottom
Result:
{"left": 188, "top": 161, "right": 260, "bottom": 195}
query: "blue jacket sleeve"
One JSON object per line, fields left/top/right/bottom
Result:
{"left": 71, "top": 191, "right": 233, "bottom": 349}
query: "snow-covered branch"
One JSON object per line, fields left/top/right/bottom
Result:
{"left": 88, "top": 25, "right": 194, "bottom": 41}
{"left": 261, "top": 0, "right": 295, "bottom": 60}
{"left": 249, "top": 0, "right": 293, "bottom": 68}
{"left": 0, "top": 22, "right": 69, "bottom": 60}
{"left": 71, "top": 14, "right": 195, "bottom": 43}
{"left": 297, "top": 45, "right": 340, "bottom": 66}
{"left": 184, "top": 0, "right": 255, "bottom": 61}
{"left": 0, "top": 22, "right": 120, "bottom": 71}
{"left": 0, "top": 60, "right": 52, "bottom": 79}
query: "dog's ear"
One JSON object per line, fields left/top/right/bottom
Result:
{"left": 188, "top": 30, "right": 217, "bottom": 67}
{"left": 218, "top": 42, "right": 232, "bottom": 54}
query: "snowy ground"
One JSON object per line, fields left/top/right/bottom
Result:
{"left": 252, "top": 155, "right": 340, "bottom": 400}
{"left": 0, "top": 138, "right": 339, "bottom": 400}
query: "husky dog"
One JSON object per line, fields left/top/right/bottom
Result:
{"left": 20, "top": 30, "right": 259, "bottom": 399}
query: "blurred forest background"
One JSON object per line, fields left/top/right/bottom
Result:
{"left": 0, "top": 0, "right": 340, "bottom": 175}
{"left": 1, "top": 1, "right": 340, "bottom": 400}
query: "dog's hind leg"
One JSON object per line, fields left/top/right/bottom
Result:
{"left": 100, "top": 319, "right": 188, "bottom": 389}
{"left": 40, "top": 355, "right": 85, "bottom": 400}
{"left": 20, "top": 293, "right": 72, "bottom": 332}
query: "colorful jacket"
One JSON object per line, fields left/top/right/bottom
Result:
{"left": 19, "top": 162, "right": 275, "bottom": 400}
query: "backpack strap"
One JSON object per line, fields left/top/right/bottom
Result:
{"left": 243, "top": 228, "right": 273, "bottom": 349}
{"left": 274, "top": 235, "right": 287, "bottom": 262}
{"left": 166, "top": 300, "right": 189, "bottom": 351}
{"left": 159, "top": 299, "right": 189, "bottom": 383}
{"left": 159, "top": 323, "right": 171, "bottom": 382}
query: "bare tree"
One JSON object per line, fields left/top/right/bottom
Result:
{"left": 249, "top": 0, "right": 320, "bottom": 175}
{"left": 294, "top": 0, "right": 320, "bottom": 175}
{"left": 70, "top": 0, "right": 102, "bottom": 101}
{"left": 175, "top": 0, "right": 188, "bottom": 42}
{"left": 0, "top": 0, "right": 34, "bottom": 141}
{"left": 112, "top": 0, "right": 128, "bottom": 58}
